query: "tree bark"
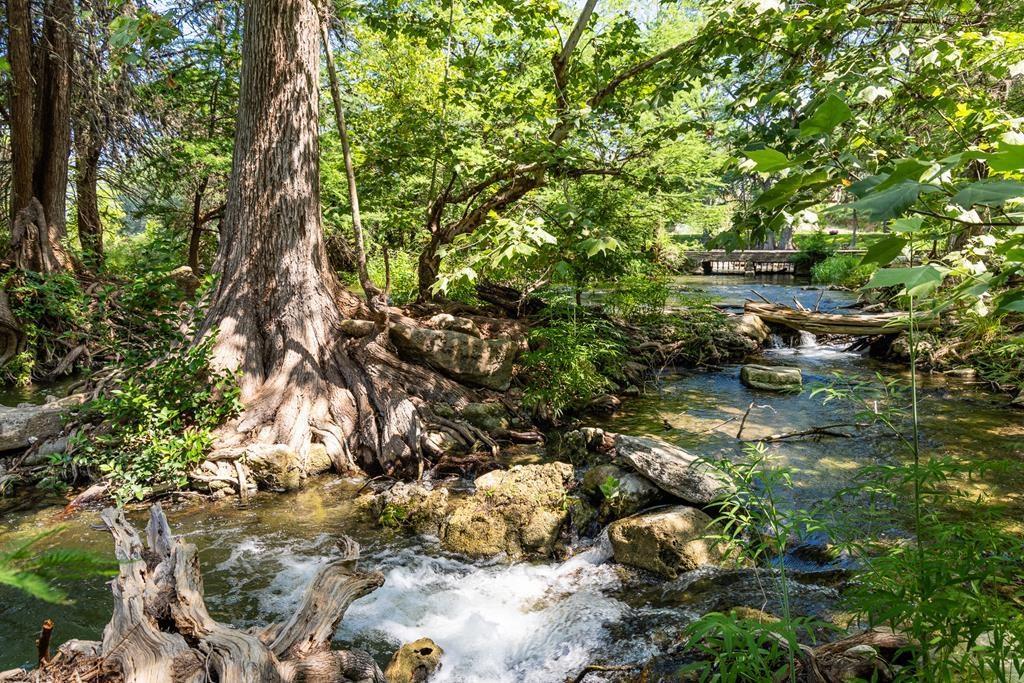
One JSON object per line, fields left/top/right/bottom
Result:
{"left": 6, "top": 0, "right": 76, "bottom": 273}
{"left": 74, "top": 119, "right": 104, "bottom": 268}
{"left": 188, "top": 176, "right": 210, "bottom": 274}
{"left": 199, "top": 0, "right": 468, "bottom": 476}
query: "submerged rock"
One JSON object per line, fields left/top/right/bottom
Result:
{"left": 739, "top": 363, "right": 802, "bottom": 391}
{"left": 441, "top": 462, "right": 573, "bottom": 559}
{"left": 582, "top": 463, "right": 663, "bottom": 521}
{"left": 389, "top": 321, "right": 518, "bottom": 390}
{"left": 0, "top": 394, "right": 83, "bottom": 452}
{"left": 608, "top": 505, "right": 724, "bottom": 579}
{"left": 611, "top": 433, "right": 731, "bottom": 506}
{"left": 385, "top": 637, "right": 444, "bottom": 683}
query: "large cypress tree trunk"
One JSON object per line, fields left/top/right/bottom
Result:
{"left": 200, "top": 0, "right": 466, "bottom": 476}
{"left": 6, "top": 0, "right": 76, "bottom": 273}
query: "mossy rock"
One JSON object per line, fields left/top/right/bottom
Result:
{"left": 441, "top": 462, "right": 573, "bottom": 559}
{"left": 608, "top": 505, "right": 725, "bottom": 579}
{"left": 385, "top": 637, "right": 443, "bottom": 683}
{"left": 739, "top": 364, "right": 802, "bottom": 392}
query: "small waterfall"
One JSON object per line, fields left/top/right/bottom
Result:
{"left": 767, "top": 333, "right": 785, "bottom": 349}
{"left": 798, "top": 331, "right": 817, "bottom": 348}
{"left": 338, "top": 543, "right": 626, "bottom": 682}
{"left": 559, "top": 528, "right": 614, "bottom": 571}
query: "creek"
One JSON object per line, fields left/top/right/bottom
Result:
{"left": 0, "top": 275, "right": 1021, "bottom": 679}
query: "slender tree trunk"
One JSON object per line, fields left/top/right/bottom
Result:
{"left": 34, "top": 0, "right": 74, "bottom": 245}
{"left": 200, "top": 0, "right": 466, "bottom": 476}
{"left": 74, "top": 120, "right": 104, "bottom": 268}
{"left": 417, "top": 232, "right": 444, "bottom": 301}
{"left": 188, "top": 176, "right": 210, "bottom": 274}
{"left": 7, "top": 0, "right": 34, "bottom": 228}
{"left": 320, "top": 18, "right": 383, "bottom": 310}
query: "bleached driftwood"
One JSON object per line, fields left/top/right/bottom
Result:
{"left": 4, "top": 504, "right": 386, "bottom": 683}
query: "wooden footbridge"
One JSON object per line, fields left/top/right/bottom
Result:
{"left": 684, "top": 249, "right": 865, "bottom": 275}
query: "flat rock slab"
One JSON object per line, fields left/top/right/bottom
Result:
{"left": 739, "top": 364, "right": 802, "bottom": 392}
{"left": 389, "top": 321, "right": 518, "bottom": 391}
{"left": 612, "top": 433, "right": 732, "bottom": 506}
{"left": 0, "top": 394, "right": 84, "bottom": 452}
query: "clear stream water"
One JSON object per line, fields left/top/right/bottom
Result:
{"left": 0, "top": 275, "right": 1021, "bottom": 678}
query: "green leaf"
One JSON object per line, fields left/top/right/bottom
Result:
{"left": 798, "top": 95, "right": 853, "bottom": 137}
{"left": 847, "top": 174, "right": 888, "bottom": 199}
{"left": 579, "top": 236, "right": 621, "bottom": 258}
{"left": 994, "top": 290, "right": 1024, "bottom": 313}
{"left": 891, "top": 217, "right": 924, "bottom": 233}
{"left": 842, "top": 181, "right": 939, "bottom": 222}
{"left": 860, "top": 236, "right": 907, "bottom": 267}
{"left": 873, "top": 158, "right": 934, "bottom": 191}
{"left": 864, "top": 265, "right": 948, "bottom": 296}
{"left": 743, "top": 148, "right": 792, "bottom": 172}
{"left": 986, "top": 144, "right": 1024, "bottom": 172}
{"left": 952, "top": 180, "right": 1024, "bottom": 208}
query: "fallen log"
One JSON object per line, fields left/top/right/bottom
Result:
{"left": 744, "top": 301, "right": 938, "bottom": 336}
{"left": 2, "top": 504, "right": 388, "bottom": 683}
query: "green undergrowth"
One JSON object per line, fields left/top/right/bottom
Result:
{"left": 54, "top": 335, "right": 240, "bottom": 505}
{"left": 0, "top": 267, "right": 204, "bottom": 385}
{"left": 521, "top": 310, "right": 627, "bottom": 417}
{"left": 811, "top": 253, "right": 877, "bottom": 288}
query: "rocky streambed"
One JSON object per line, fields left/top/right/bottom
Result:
{"left": 1, "top": 274, "right": 1022, "bottom": 681}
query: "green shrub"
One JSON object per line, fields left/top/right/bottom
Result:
{"left": 65, "top": 335, "right": 240, "bottom": 504}
{"left": 604, "top": 271, "right": 670, "bottom": 322}
{"left": 811, "top": 253, "right": 876, "bottom": 288}
{"left": 0, "top": 271, "right": 90, "bottom": 385}
{"left": 792, "top": 231, "right": 835, "bottom": 270}
{"left": 521, "top": 314, "right": 627, "bottom": 416}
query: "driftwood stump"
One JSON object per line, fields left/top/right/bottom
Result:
{"left": 13, "top": 504, "right": 387, "bottom": 683}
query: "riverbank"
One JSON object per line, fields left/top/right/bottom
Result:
{"left": 1, "top": 274, "right": 1022, "bottom": 680}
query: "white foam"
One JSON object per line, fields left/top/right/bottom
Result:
{"left": 339, "top": 546, "right": 627, "bottom": 682}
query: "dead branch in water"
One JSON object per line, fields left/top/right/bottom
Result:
{"left": 2, "top": 504, "right": 388, "bottom": 683}
{"left": 742, "top": 422, "right": 867, "bottom": 442}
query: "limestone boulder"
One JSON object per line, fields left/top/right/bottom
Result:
{"left": 729, "top": 313, "right": 770, "bottom": 346}
{"left": 167, "top": 265, "right": 200, "bottom": 295}
{"left": 245, "top": 444, "right": 303, "bottom": 491}
{"left": 441, "top": 462, "right": 573, "bottom": 558}
{"left": 739, "top": 363, "right": 802, "bottom": 392}
{"left": 426, "top": 313, "right": 481, "bottom": 338}
{"left": 612, "top": 434, "right": 732, "bottom": 506}
{"left": 0, "top": 394, "right": 84, "bottom": 452}
{"left": 373, "top": 482, "right": 450, "bottom": 536}
{"left": 607, "top": 506, "right": 724, "bottom": 578}
{"left": 389, "top": 321, "right": 518, "bottom": 390}
{"left": 582, "top": 463, "right": 663, "bottom": 521}
{"left": 385, "top": 638, "right": 443, "bottom": 683}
